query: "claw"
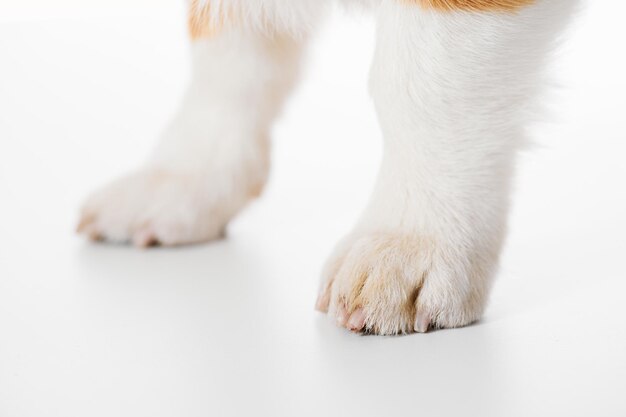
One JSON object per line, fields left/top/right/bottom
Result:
{"left": 347, "top": 308, "right": 366, "bottom": 331}
{"left": 414, "top": 311, "right": 430, "bottom": 333}
{"left": 133, "top": 229, "right": 158, "bottom": 248}
{"left": 76, "top": 214, "right": 95, "bottom": 234}
{"left": 336, "top": 303, "right": 349, "bottom": 327}
{"left": 315, "top": 287, "right": 331, "bottom": 313}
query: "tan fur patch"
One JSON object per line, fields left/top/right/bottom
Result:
{"left": 410, "top": 0, "right": 535, "bottom": 12}
{"left": 323, "top": 233, "right": 434, "bottom": 335}
{"left": 188, "top": 0, "right": 226, "bottom": 40}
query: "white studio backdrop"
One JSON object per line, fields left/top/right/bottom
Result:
{"left": 0, "top": 1, "right": 625, "bottom": 417}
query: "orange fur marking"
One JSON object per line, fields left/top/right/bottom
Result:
{"left": 188, "top": 0, "right": 226, "bottom": 40}
{"left": 411, "top": 0, "right": 534, "bottom": 12}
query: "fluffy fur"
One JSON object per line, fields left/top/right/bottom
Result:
{"left": 79, "top": 0, "right": 576, "bottom": 334}
{"left": 408, "top": 0, "right": 536, "bottom": 12}
{"left": 187, "top": 0, "right": 327, "bottom": 37}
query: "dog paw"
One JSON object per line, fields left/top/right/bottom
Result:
{"left": 316, "top": 233, "right": 491, "bottom": 335}
{"left": 77, "top": 167, "right": 261, "bottom": 247}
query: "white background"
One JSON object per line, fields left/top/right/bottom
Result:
{"left": 1, "top": 1, "right": 625, "bottom": 416}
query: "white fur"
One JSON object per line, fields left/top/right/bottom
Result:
{"left": 79, "top": 30, "right": 306, "bottom": 246}
{"left": 80, "top": 0, "right": 576, "bottom": 333}
{"left": 319, "top": 0, "right": 578, "bottom": 334}
{"left": 190, "top": 0, "right": 327, "bottom": 35}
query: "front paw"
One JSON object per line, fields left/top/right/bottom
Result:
{"left": 316, "top": 233, "right": 493, "bottom": 335}
{"left": 77, "top": 167, "right": 260, "bottom": 247}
